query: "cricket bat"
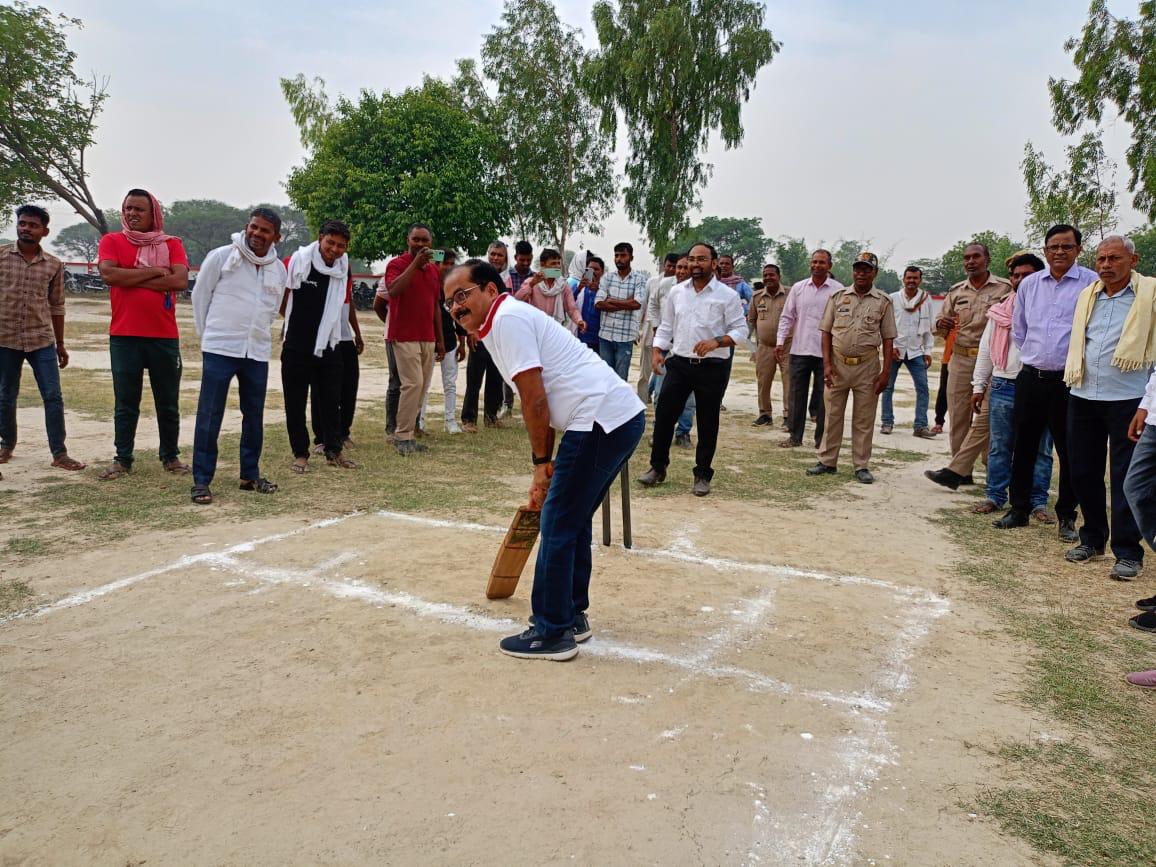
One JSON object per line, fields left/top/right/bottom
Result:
{"left": 486, "top": 507, "right": 541, "bottom": 599}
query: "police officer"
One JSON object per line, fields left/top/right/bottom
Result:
{"left": 806, "top": 252, "right": 897, "bottom": 483}
{"left": 748, "top": 263, "right": 791, "bottom": 429}
{"left": 934, "top": 243, "right": 1012, "bottom": 461}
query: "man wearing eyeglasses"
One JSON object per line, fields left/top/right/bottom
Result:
{"left": 994, "top": 224, "right": 1098, "bottom": 536}
{"left": 443, "top": 259, "right": 645, "bottom": 661}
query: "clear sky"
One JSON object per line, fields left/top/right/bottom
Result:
{"left": 33, "top": 0, "right": 1144, "bottom": 269}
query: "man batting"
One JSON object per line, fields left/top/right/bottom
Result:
{"left": 444, "top": 259, "right": 645, "bottom": 661}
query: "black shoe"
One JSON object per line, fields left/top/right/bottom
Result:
{"left": 752, "top": 414, "right": 772, "bottom": 426}
{"left": 499, "top": 628, "right": 578, "bottom": 660}
{"left": 993, "top": 510, "right": 1030, "bottom": 529}
{"left": 1129, "top": 611, "right": 1156, "bottom": 633}
{"left": 1058, "top": 518, "right": 1079, "bottom": 542}
{"left": 1064, "top": 543, "right": 1105, "bottom": 563}
{"left": 924, "top": 468, "right": 962, "bottom": 490}
{"left": 806, "top": 463, "right": 836, "bottom": 476}
{"left": 692, "top": 476, "right": 711, "bottom": 496}
{"left": 638, "top": 467, "right": 666, "bottom": 487}
{"left": 1136, "top": 595, "right": 1156, "bottom": 613}
{"left": 855, "top": 468, "right": 874, "bottom": 484}
{"left": 531, "top": 613, "right": 592, "bottom": 643}
{"left": 959, "top": 475, "right": 975, "bottom": 485}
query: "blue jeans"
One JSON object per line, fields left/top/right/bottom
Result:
{"left": 1124, "top": 422, "right": 1156, "bottom": 550}
{"left": 654, "top": 351, "right": 695, "bottom": 436}
{"left": 881, "top": 355, "right": 929, "bottom": 429}
{"left": 987, "top": 376, "right": 1052, "bottom": 509}
{"left": 192, "top": 352, "right": 268, "bottom": 486}
{"left": 0, "top": 344, "right": 67, "bottom": 457}
{"left": 598, "top": 339, "right": 634, "bottom": 381}
{"left": 532, "top": 411, "right": 645, "bottom": 638}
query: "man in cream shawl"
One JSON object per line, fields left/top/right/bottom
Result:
{"left": 280, "top": 220, "right": 355, "bottom": 473}
{"left": 1062, "top": 235, "right": 1154, "bottom": 579}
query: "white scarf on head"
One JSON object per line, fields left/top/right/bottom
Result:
{"left": 284, "top": 241, "right": 348, "bottom": 356}
{"left": 222, "top": 231, "right": 284, "bottom": 293}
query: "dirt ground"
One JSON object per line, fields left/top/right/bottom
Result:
{"left": 0, "top": 300, "right": 1058, "bottom": 865}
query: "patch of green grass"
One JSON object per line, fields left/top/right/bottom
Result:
{"left": 933, "top": 507, "right": 1156, "bottom": 865}
{"left": 5, "top": 536, "right": 50, "bottom": 557}
{"left": 0, "top": 578, "right": 34, "bottom": 615}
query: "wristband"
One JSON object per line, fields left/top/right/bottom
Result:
{"left": 532, "top": 454, "right": 553, "bottom": 466}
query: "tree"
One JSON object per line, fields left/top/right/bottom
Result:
{"left": 163, "top": 199, "right": 248, "bottom": 266}
{"left": 280, "top": 74, "right": 335, "bottom": 151}
{"left": 587, "top": 0, "right": 780, "bottom": 256}
{"left": 285, "top": 79, "right": 508, "bottom": 260}
{"left": 770, "top": 236, "right": 810, "bottom": 285}
{"left": 1021, "top": 132, "right": 1118, "bottom": 246}
{"left": 0, "top": 3, "right": 108, "bottom": 232}
{"left": 462, "top": 0, "right": 616, "bottom": 257}
{"left": 670, "top": 215, "right": 771, "bottom": 278}
{"left": 1130, "top": 224, "right": 1156, "bottom": 273}
{"left": 1049, "top": 0, "right": 1156, "bottom": 220}
{"left": 53, "top": 208, "right": 117, "bottom": 262}
{"left": 939, "top": 230, "right": 1025, "bottom": 283}
{"left": 907, "top": 257, "right": 953, "bottom": 294}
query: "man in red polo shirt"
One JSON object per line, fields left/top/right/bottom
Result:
{"left": 97, "top": 189, "right": 191, "bottom": 479}
{"left": 373, "top": 223, "right": 444, "bottom": 455}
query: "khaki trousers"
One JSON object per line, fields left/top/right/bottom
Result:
{"left": 391, "top": 340, "right": 435, "bottom": 441}
{"left": 818, "top": 355, "right": 881, "bottom": 470}
{"left": 755, "top": 342, "right": 791, "bottom": 418}
{"left": 636, "top": 332, "right": 653, "bottom": 403}
{"left": 948, "top": 392, "right": 990, "bottom": 476}
{"left": 947, "top": 352, "right": 978, "bottom": 455}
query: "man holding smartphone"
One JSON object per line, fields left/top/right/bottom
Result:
{"left": 515, "top": 248, "right": 584, "bottom": 330}
{"left": 374, "top": 224, "right": 445, "bottom": 456}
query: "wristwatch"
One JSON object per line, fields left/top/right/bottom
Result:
{"left": 532, "top": 454, "right": 553, "bottom": 465}
{"left": 714, "top": 335, "right": 728, "bottom": 347}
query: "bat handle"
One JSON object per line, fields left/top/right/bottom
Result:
{"left": 601, "top": 490, "right": 611, "bottom": 546}
{"left": 620, "top": 462, "right": 632, "bottom": 549}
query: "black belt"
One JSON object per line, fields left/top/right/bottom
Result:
{"left": 1021, "top": 363, "right": 1065, "bottom": 381}
{"left": 675, "top": 354, "right": 729, "bottom": 366}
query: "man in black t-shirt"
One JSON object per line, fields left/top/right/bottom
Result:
{"left": 280, "top": 221, "right": 357, "bottom": 473}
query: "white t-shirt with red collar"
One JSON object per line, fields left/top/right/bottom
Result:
{"left": 479, "top": 293, "right": 643, "bottom": 433}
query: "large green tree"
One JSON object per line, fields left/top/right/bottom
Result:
{"left": 52, "top": 207, "right": 117, "bottom": 262}
{"left": 0, "top": 3, "right": 108, "bottom": 231}
{"left": 285, "top": 79, "right": 508, "bottom": 260}
{"left": 670, "top": 215, "right": 771, "bottom": 278}
{"left": 587, "top": 0, "right": 779, "bottom": 256}
{"left": 1049, "top": 0, "right": 1156, "bottom": 220}
{"left": 770, "top": 236, "right": 810, "bottom": 285}
{"left": 458, "top": 0, "right": 615, "bottom": 256}
{"left": 1021, "top": 132, "right": 1118, "bottom": 245}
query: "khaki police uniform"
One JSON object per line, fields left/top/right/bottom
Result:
{"left": 938, "top": 275, "right": 1012, "bottom": 456}
{"left": 747, "top": 284, "right": 791, "bottom": 420}
{"left": 817, "top": 287, "right": 898, "bottom": 470}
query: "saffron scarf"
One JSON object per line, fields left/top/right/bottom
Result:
{"left": 1065, "top": 271, "right": 1156, "bottom": 386}
{"left": 119, "top": 191, "right": 173, "bottom": 268}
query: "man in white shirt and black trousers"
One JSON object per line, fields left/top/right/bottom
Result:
{"left": 444, "top": 258, "right": 645, "bottom": 661}
{"left": 638, "top": 242, "right": 747, "bottom": 497}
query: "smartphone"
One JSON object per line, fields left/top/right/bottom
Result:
{"left": 430, "top": 249, "right": 445, "bottom": 263}
{"left": 582, "top": 268, "right": 594, "bottom": 282}
{"left": 543, "top": 268, "right": 562, "bottom": 279}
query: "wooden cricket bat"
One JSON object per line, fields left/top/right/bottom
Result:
{"left": 486, "top": 507, "right": 541, "bottom": 599}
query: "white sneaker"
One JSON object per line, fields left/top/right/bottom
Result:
{"left": 445, "top": 421, "right": 463, "bottom": 435}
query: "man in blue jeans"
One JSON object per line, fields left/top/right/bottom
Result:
{"left": 189, "top": 208, "right": 288, "bottom": 504}
{"left": 445, "top": 258, "right": 645, "bottom": 661}
{"left": 595, "top": 242, "right": 649, "bottom": 380}
{"left": 0, "top": 205, "right": 85, "bottom": 474}
{"left": 1124, "top": 370, "right": 1156, "bottom": 653}
{"left": 880, "top": 266, "right": 935, "bottom": 436}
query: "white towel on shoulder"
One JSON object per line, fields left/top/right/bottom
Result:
{"left": 284, "top": 241, "right": 348, "bottom": 357}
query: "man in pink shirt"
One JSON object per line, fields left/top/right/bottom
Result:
{"left": 776, "top": 249, "right": 844, "bottom": 448}
{"left": 514, "top": 248, "right": 585, "bottom": 332}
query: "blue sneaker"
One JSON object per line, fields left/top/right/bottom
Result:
{"left": 528, "top": 614, "right": 592, "bottom": 644}
{"left": 499, "top": 628, "right": 578, "bottom": 661}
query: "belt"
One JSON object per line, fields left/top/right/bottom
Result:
{"left": 957, "top": 346, "right": 980, "bottom": 357}
{"left": 1021, "top": 363, "right": 1065, "bottom": 381}
{"left": 677, "top": 354, "right": 728, "bottom": 366}
{"left": 837, "top": 353, "right": 873, "bottom": 366}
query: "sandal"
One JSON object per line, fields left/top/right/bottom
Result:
{"left": 51, "top": 454, "right": 86, "bottom": 471}
{"left": 326, "top": 453, "right": 358, "bottom": 469}
{"left": 239, "top": 477, "right": 278, "bottom": 494}
{"left": 98, "top": 461, "right": 131, "bottom": 481}
{"left": 164, "top": 460, "right": 191, "bottom": 475}
{"left": 312, "top": 444, "right": 326, "bottom": 456}
{"left": 291, "top": 460, "right": 309, "bottom": 474}
{"left": 190, "top": 484, "right": 213, "bottom": 505}
{"left": 971, "top": 499, "right": 999, "bottom": 514}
